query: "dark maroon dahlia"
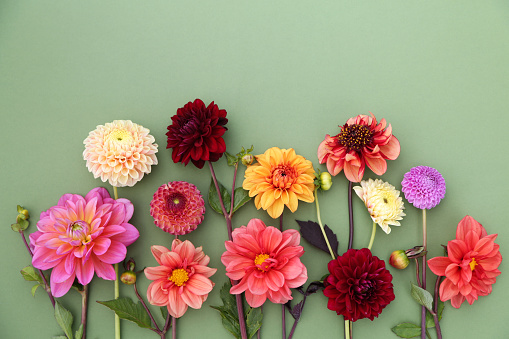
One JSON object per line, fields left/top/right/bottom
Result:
{"left": 323, "top": 248, "right": 395, "bottom": 322}
{"left": 166, "top": 99, "right": 228, "bottom": 169}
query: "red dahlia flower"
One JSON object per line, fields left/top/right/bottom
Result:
{"left": 166, "top": 99, "right": 228, "bottom": 169}
{"left": 428, "top": 216, "right": 502, "bottom": 308}
{"left": 323, "top": 248, "right": 395, "bottom": 322}
{"left": 317, "top": 113, "right": 400, "bottom": 182}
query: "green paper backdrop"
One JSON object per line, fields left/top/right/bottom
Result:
{"left": 1, "top": 1, "right": 508, "bottom": 338}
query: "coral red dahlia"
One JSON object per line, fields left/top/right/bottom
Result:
{"left": 318, "top": 113, "right": 400, "bottom": 182}
{"left": 166, "top": 99, "right": 228, "bottom": 169}
{"left": 323, "top": 248, "right": 395, "bottom": 322}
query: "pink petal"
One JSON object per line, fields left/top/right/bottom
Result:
{"left": 161, "top": 252, "right": 182, "bottom": 269}
{"left": 96, "top": 240, "right": 126, "bottom": 264}
{"left": 230, "top": 277, "right": 249, "bottom": 294}
{"left": 50, "top": 271, "right": 75, "bottom": 298}
{"left": 181, "top": 289, "right": 205, "bottom": 309}
{"left": 168, "top": 287, "right": 187, "bottom": 318}
{"left": 76, "top": 258, "right": 95, "bottom": 285}
{"left": 145, "top": 266, "right": 171, "bottom": 281}
{"left": 244, "top": 290, "right": 267, "bottom": 308}
{"left": 478, "top": 253, "right": 502, "bottom": 271}
{"left": 364, "top": 155, "right": 387, "bottom": 176}
{"left": 439, "top": 278, "right": 458, "bottom": 301}
{"left": 186, "top": 274, "right": 213, "bottom": 295}
{"left": 474, "top": 235, "right": 496, "bottom": 256}
{"left": 92, "top": 237, "right": 111, "bottom": 256}
{"left": 265, "top": 270, "right": 285, "bottom": 291}
{"left": 147, "top": 280, "right": 168, "bottom": 306}
{"left": 247, "top": 273, "right": 268, "bottom": 295}
{"left": 447, "top": 240, "right": 468, "bottom": 263}
{"left": 192, "top": 265, "right": 217, "bottom": 278}
{"left": 110, "top": 223, "right": 139, "bottom": 246}
{"left": 445, "top": 263, "right": 462, "bottom": 285}
{"left": 456, "top": 216, "right": 486, "bottom": 241}
{"left": 51, "top": 260, "right": 74, "bottom": 284}
{"left": 450, "top": 294, "right": 466, "bottom": 309}
{"left": 173, "top": 240, "right": 195, "bottom": 261}
{"left": 91, "top": 256, "right": 116, "bottom": 280}
{"left": 151, "top": 245, "right": 171, "bottom": 265}
{"left": 428, "top": 256, "right": 452, "bottom": 276}
{"left": 260, "top": 227, "right": 282, "bottom": 253}
{"left": 32, "top": 247, "right": 63, "bottom": 270}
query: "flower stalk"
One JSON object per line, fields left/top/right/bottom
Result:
{"left": 113, "top": 185, "right": 121, "bottom": 339}
{"left": 347, "top": 181, "right": 354, "bottom": 339}
{"left": 432, "top": 275, "right": 443, "bottom": 339}
{"left": 314, "top": 189, "right": 335, "bottom": 260}
{"left": 133, "top": 281, "right": 171, "bottom": 338}
{"left": 421, "top": 209, "right": 427, "bottom": 339}
{"left": 279, "top": 214, "right": 286, "bottom": 339}
{"left": 80, "top": 285, "right": 90, "bottom": 339}
{"left": 367, "top": 222, "right": 376, "bottom": 251}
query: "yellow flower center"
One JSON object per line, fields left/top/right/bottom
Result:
{"left": 254, "top": 254, "right": 270, "bottom": 270}
{"left": 169, "top": 268, "right": 189, "bottom": 286}
{"left": 469, "top": 258, "right": 478, "bottom": 271}
{"left": 106, "top": 128, "right": 133, "bottom": 143}
{"left": 338, "top": 124, "right": 373, "bottom": 151}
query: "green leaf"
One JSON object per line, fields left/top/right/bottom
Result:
{"left": 75, "top": 324, "right": 83, "bottom": 339}
{"left": 410, "top": 282, "right": 434, "bottom": 312}
{"left": 208, "top": 179, "right": 231, "bottom": 214}
{"left": 17, "top": 205, "right": 24, "bottom": 213}
{"left": 246, "top": 306, "right": 263, "bottom": 339}
{"left": 54, "top": 301, "right": 74, "bottom": 339}
{"left": 97, "top": 297, "right": 152, "bottom": 329}
{"left": 11, "top": 223, "right": 21, "bottom": 232}
{"left": 225, "top": 152, "right": 239, "bottom": 166}
{"left": 31, "top": 284, "right": 40, "bottom": 297}
{"left": 160, "top": 306, "right": 168, "bottom": 322}
{"left": 391, "top": 323, "right": 421, "bottom": 338}
{"left": 232, "top": 187, "right": 251, "bottom": 214}
{"left": 21, "top": 266, "right": 44, "bottom": 283}
{"left": 211, "top": 282, "right": 241, "bottom": 338}
{"left": 426, "top": 299, "right": 445, "bottom": 328}
{"left": 53, "top": 336, "right": 68, "bottom": 339}
{"left": 18, "top": 219, "right": 29, "bottom": 231}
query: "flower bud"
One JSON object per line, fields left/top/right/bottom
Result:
{"left": 241, "top": 153, "right": 254, "bottom": 166}
{"left": 319, "top": 172, "right": 332, "bottom": 191}
{"left": 389, "top": 250, "right": 409, "bottom": 269}
{"left": 405, "top": 246, "right": 426, "bottom": 259}
{"left": 124, "top": 257, "right": 136, "bottom": 272}
{"left": 120, "top": 271, "right": 137, "bottom": 285}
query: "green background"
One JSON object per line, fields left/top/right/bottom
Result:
{"left": 1, "top": 1, "right": 508, "bottom": 338}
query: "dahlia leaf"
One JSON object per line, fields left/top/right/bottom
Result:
{"left": 289, "top": 300, "right": 303, "bottom": 320}
{"left": 209, "top": 179, "right": 231, "bottom": 214}
{"left": 410, "top": 283, "right": 434, "bottom": 312}
{"left": 21, "top": 266, "right": 44, "bottom": 284}
{"left": 232, "top": 187, "right": 251, "bottom": 213}
{"left": 75, "top": 324, "right": 83, "bottom": 339}
{"left": 97, "top": 297, "right": 152, "bottom": 329}
{"left": 31, "top": 284, "right": 40, "bottom": 297}
{"left": 225, "top": 151, "right": 239, "bottom": 166}
{"left": 426, "top": 300, "right": 444, "bottom": 328}
{"left": 246, "top": 306, "right": 263, "bottom": 339}
{"left": 211, "top": 282, "right": 241, "bottom": 338}
{"left": 391, "top": 322, "right": 421, "bottom": 338}
{"left": 11, "top": 223, "right": 21, "bottom": 232}
{"left": 296, "top": 220, "right": 339, "bottom": 256}
{"left": 53, "top": 336, "right": 67, "bottom": 339}
{"left": 160, "top": 306, "right": 168, "bottom": 321}
{"left": 54, "top": 301, "right": 74, "bottom": 339}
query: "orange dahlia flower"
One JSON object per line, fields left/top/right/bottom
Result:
{"left": 242, "top": 147, "right": 315, "bottom": 219}
{"left": 428, "top": 216, "right": 502, "bottom": 308}
{"left": 317, "top": 112, "right": 400, "bottom": 182}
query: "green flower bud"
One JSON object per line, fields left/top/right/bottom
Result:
{"left": 241, "top": 154, "right": 254, "bottom": 166}
{"left": 319, "top": 172, "right": 333, "bottom": 191}
{"left": 389, "top": 250, "right": 409, "bottom": 269}
{"left": 120, "top": 271, "right": 137, "bottom": 285}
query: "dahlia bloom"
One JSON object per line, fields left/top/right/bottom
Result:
{"left": 30, "top": 188, "right": 139, "bottom": 297}
{"left": 353, "top": 178, "right": 405, "bottom": 234}
{"left": 401, "top": 166, "right": 446, "bottom": 209}
{"left": 428, "top": 216, "right": 501, "bottom": 308}
{"left": 317, "top": 112, "right": 400, "bottom": 182}
{"left": 83, "top": 120, "right": 158, "bottom": 187}
{"left": 242, "top": 147, "right": 315, "bottom": 219}
{"left": 323, "top": 248, "right": 395, "bottom": 322}
{"left": 150, "top": 181, "right": 205, "bottom": 235}
{"left": 221, "top": 219, "right": 308, "bottom": 308}
{"left": 166, "top": 99, "right": 228, "bottom": 169}
{"left": 145, "top": 240, "right": 216, "bottom": 318}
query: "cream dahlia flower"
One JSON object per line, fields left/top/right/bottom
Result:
{"left": 83, "top": 120, "right": 158, "bottom": 187}
{"left": 353, "top": 178, "right": 405, "bottom": 234}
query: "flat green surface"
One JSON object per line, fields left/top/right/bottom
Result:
{"left": 1, "top": 1, "right": 508, "bottom": 338}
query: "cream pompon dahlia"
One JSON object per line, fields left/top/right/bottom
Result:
{"left": 83, "top": 120, "right": 158, "bottom": 187}
{"left": 353, "top": 178, "right": 405, "bottom": 234}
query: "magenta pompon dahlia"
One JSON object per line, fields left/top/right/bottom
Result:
{"left": 401, "top": 166, "right": 446, "bottom": 209}
{"left": 30, "top": 187, "right": 139, "bottom": 297}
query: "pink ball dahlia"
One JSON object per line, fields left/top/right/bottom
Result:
{"left": 317, "top": 112, "right": 400, "bottom": 182}
{"left": 145, "top": 240, "right": 217, "bottom": 318}
{"left": 401, "top": 166, "right": 446, "bottom": 209}
{"left": 150, "top": 181, "right": 205, "bottom": 235}
{"left": 29, "top": 187, "right": 139, "bottom": 297}
{"left": 83, "top": 120, "right": 158, "bottom": 187}
{"left": 221, "top": 219, "right": 308, "bottom": 308}
{"left": 428, "top": 216, "right": 502, "bottom": 308}
{"left": 323, "top": 248, "right": 395, "bottom": 322}
{"left": 166, "top": 99, "right": 228, "bottom": 169}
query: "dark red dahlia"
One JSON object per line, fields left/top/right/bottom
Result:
{"left": 166, "top": 99, "right": 228, "bottom": 169}
{"left": 323, "top": 248, "right": 395, "bottom": 322}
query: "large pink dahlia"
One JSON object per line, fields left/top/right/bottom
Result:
{"left": 145, "top": 240, "right": 217, "bottom": 318}
{"left": 221, "top": 219, "right": 308, "bottom": 308}
{"left": 318, "top": 113, "right": 400, "bottom": 182}
{"left": 150, "top": 181, "right": 205, "bottom": 235}
{"left": 30, "top": 188, "right": 139, "bottom": 297}
{"left": 83, "top": 120, "right": 158, "bottom": 187}
{"left": 428, "top": 216, "right": 502, "bottom": 308}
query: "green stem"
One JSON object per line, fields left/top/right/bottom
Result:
{"left": 345, "top": 320, "right": 350, "bottom": 339}
{"left": 112, "top": 186, "right": 121, "bottom": 339}
{"left": 367, "top": 222, "right": 376, "bottom": 250}
{"left": 314, "top": 189, "right": 335, "bottom": 260}
{"left": 421, "top": 209, "right": 427, "bottom": 339}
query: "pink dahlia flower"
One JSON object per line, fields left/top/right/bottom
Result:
{"left": 221, "top": 219, "right": 308, "bottom": 308}
{"left": 30, "top": 187, "right": 139, "bottom": 297}
{"left": 83, "top": 120, "right": 158, "bottom": 187}
{"left": 150, "top": 181, "right": 205, "bottom": 235}
{"left": 428, "top": 216, "right": 502, "bottom": 308}
{"left": 401, "top": 166, "right": 446, "bottom": 209}
{"left": 145, "top": 240, "right": 217, "bottom": 318}
{"left": 317, "top": 112, "right": 400, "bottom": 182}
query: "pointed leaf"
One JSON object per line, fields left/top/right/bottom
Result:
{"left": 305, "top": 281, "right": 325, "bottom": 296}
{"left": 296, "top": 220, "right": 338, "bottom": 256}
{"left": 391, "top": 323, "right": 421, "bottom": 338}
{"left": 18, "top": 218, "right": 29, "bottom": 230}
{"left": 160, "top": 306, "right": 168, "bottom": 322}
{"left": 232, "top": 187, "right": 251, "bottom": 213}
{"left": 21, "top": 266, "right": 44, "bottom": 283}
{"left": 211, "top": 282, "right": 241, "bottom": 338}
{"left": 53, "top": 336, "right": 68, "bottom": 339}
{"left": 289, "top": 300, "right": 303, "bottom": 320}
{"left": 75, "top": 324, "right": 83, "bottom": 339}
{"left": 246, "top": 306, "right": 263, "bottom": 339}
{"left": 97, "top": 297, "right": 152, "bottom": 329}
{"left": 208, "top": 179, "right": 231, "bottom": 214}
{"left": 31, "top": 284, "right": 40, "bottom": 297}
{"left": 410, "top": 283, "right": 434, "bottom": 312}
{"left": 54, "top": 301, "right": 74, "bottom": 339}
{"left": 225, "top": 152, "right": 239, "bottom": 166}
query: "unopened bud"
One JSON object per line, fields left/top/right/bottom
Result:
{"left": 389, "top": 250, "right": 409, "bottom": 269}
{"left": 120, "top": 271, "right": 137, "bottom": 285}
{"left": 124, "top": 257, "right": 136, "bottom": 272}
{"left": 319, "top": 172, "right": 332, "bottom": 191}
{"left": 241, "top": 154, "right": 254, "bottom": 166}
{"left": 405, "top": 246, "right": 426, "bottom": 259}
